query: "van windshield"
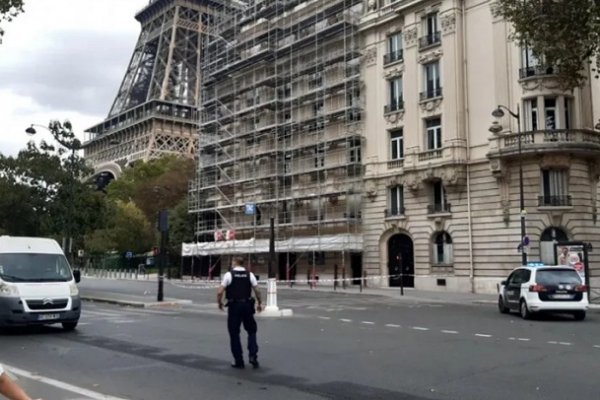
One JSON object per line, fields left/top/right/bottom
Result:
{"left": 0, "top": 253, "right": 73, "bottom": 283}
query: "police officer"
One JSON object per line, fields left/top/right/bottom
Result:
{"left": 217, "top": 257, "right": 262, "bottom": 369}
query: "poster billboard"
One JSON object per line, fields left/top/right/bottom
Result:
{"left": 556, "top": 244, "right": 586, "bottom": 281}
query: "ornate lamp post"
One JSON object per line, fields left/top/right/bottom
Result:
{"left": 490, "top": 105, "right": 527, "bottom": 266}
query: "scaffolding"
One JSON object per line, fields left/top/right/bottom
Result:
{"left": 188, "top": 0, "right": 364, "bottom": 277}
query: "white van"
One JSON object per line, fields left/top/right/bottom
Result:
{"left": 0, "top": 236, "right": 81, "bottom": 330}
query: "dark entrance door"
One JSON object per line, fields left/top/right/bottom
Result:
{"left": 388, "top": 234, "right": 414, "bottom": 287}
{"left": 278, "top": 253, "right": 297, "bottom": 283}
{"left": 350, "top": 253, "right": 362, "bottom": 285}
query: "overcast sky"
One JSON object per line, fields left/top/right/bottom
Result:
{"left": 0, "top": 0, "right": 147, "bottom": 156}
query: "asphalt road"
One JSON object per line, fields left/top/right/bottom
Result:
{"left": 2, "top": 278, "right": 599, "bottom": 400}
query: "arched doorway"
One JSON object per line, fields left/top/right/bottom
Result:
{"left": 388, "top": 234, "right": 414, "bottom": 287}
{"left": 540, "top": 227, "right": 568, "bottom": 265}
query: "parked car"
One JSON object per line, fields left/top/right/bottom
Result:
{"left": 497, "top": 265, "right": 588, "bottom": 320}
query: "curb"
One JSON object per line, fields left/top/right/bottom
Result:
{"left": 81, "top": 295, "right": 192, "bottom": 309}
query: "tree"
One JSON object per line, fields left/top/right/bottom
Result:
{"left": 0, "top": 0, "right": 24, "bottom": 40}
{"left": 497, "top": 0, "right": 600, "bottom": 88}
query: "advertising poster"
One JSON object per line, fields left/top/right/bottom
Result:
{"left": 556, "top": 245, "right": 586, "bottom": 280}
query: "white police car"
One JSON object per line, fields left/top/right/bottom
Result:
{"left": 497, "top": 265, "right": 588, "bottom": 320}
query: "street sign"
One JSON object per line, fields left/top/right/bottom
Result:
{"left": 245, "top": 202, "right": 256, "bottom": 216}
{"left": 125, "top": 251, "right": 133, "bottom": 259}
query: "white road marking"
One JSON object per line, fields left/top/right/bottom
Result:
{"left": 441, "top": 330, "right": 458, "bottom": 334}
{"left": 508, "top": 337, "right": 516, "bottom": 341}
{"left": 385, "top": 324, "right": 401, "bottom": 328}
{"left": 340, "top": 319, "right": 352, "bottom": 323}
{"left": 412, "top": 326, "right": 429, "bottom": 331}
{"left": 593, "top": 345, "right": 600, "bottom": 349}
{"left": 318, "top": 316, "right": 331, "bottom": 320}
{"left": 5, "top": 364, "right": 129, "bottom": 400}
{"left": 548, "top": 341, "right": 558, "bottom": 344}
{"left": 517, "top": 338, "right": 531, "bottom": 341}
{"left": 361, "top": 321, "right": 375, "bottom": 325}
{"left": 475, "top": 334, "right": 492, "bottom": 338}
{"left": 558, "top": 342, "right": 572, "bottom": 346}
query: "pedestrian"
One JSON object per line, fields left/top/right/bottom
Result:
{"left": 217, "top": 256, "right": 262, "bottom": 369}
{"left": 0, "top": 364, "right": 33, "bottom": 400}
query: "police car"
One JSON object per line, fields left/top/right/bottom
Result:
{"left": 497, "top": 264, "right": 588, "bottom": 320}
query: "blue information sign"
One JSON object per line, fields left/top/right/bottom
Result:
{"left": 245, "top": 203, "right": 256, "bottom": 216}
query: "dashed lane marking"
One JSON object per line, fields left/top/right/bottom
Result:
{"left": 518, "top": 338, "right": 531, "bottom": 341}
{"left": 475, "top": 334, "right": 493, "bottom": 338}
{"left": 558, "top": 342, "right": 572, "bottom": 346}
{"left": 340, "top": 318, "right": 352, "bottom": 323}
{"left": 412, "top": 326, "right": 429, "bottom": 331}
{"left": 361, "top": 321, "right": 375, "bottom": 325}
{"left": 385, "top": 324, "right": 401, "bottom": 328}
{"left": 594, "top": 345, "right": 600, "bottom": 349}
{"left": 318, "top": 316, "right": 331, "bottom": 320}
{"left": 5, "top": 364, "right": 129, "bottom": 400}
{"left": 441, "top": 330, "right": 459, "bottom": 334}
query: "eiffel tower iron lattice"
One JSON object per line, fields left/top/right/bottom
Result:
{"left": 84, "top": 0, "right": 217, "bottom": 181}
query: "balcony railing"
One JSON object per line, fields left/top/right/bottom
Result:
{"left": 519, "top": 65, "right": 559, "bottom": 79}
{"left": 538, "top": 195, "right": 572, "bottom": 207}
{"left": 387, "top": 159, "right": 404, "bottom": 169}
{"left": 384, "top": 207, "right": 405, "bottom": 217}
{"left": 419, "top": 31, "right": 441, "bottom": 49}
{"left": 427, "top": 203, "right": 451, "bottom": 214}
{"left": 384, "top": 49, "right": 403, "bottom": 65}
{"left": 420, "top": 87, "right": 442, "bottom": 100}
{"left": 418, "top": 148, "right": 442, "bottom": 161}
{"left": 490, "top": 129, "right": 600, "bottom": 157}
{"left": 384, "top": 100, "right": 404, "bottom": 114}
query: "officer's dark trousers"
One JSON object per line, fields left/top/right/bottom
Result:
{"left": 227, "top": 302, "right": 258, "bottom": 363}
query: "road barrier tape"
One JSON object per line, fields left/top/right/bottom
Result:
{"left": 167, "top": 273, "right": 414, "bottom": 290}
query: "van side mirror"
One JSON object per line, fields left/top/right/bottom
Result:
{"left": 73, "top": 269, "right": 81, "bottom": 283}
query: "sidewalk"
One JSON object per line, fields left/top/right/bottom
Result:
{"left": 81, "top": 289, "right": 191, "bottom": 308}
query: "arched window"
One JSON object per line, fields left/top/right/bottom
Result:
{"left": 432, "top": 231, "right": 453, "bottom": 265}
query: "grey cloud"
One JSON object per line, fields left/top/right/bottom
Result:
{"left": 0, "top": 29, "right": 139, "bottom": 118}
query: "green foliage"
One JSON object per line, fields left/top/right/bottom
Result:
{"left": 84, "top": 200, "right": 155, "bottom": 254}
{"left": 0, "top": 0, "right": 24, "bottom": 39}
{"left": 497, "top": 0, "right": 600, "bottom": 88}
{"left": 168, "top": 196, "right": 195, "bottom": 255}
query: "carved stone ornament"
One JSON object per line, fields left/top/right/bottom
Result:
{"left": 489, "top": 158, "right": 505, "bottom": 177}
{"left": 418, "top": 48, "right": 443, "bottom": 64}
{"left": 383, "top": 64, "right": 404, "bottom": 78}
{"left": 440, "top": 13, "right": 456, "bottom": 35}
{"left": 365, "top": 46, "right": 377, "bottom": 66}
{"left": 520, "top": 77, "right": 563, "bottom": 92}
{"left": 368, "top": 0, "right": 377, "bottom": 12}
{"left": 404, "top": 27, "right": 418, "bottom": 48}
{"left": 385, "top": 110, "right": 404, "bottom": 124}
{"left": 440, "top": 166, "right": 467, "bottom": 186}
{"left": 419, "top": 98, "right": 443, "bottom": 112}
{"left": 405, "top": 174, "right": 421, "bottom": 191}
{"left": 540, "top": 154, "right": 571, "bottom": 169}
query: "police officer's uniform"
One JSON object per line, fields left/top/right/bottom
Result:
{"left": 221, "top": 266, "right": 259, "bottom": 368}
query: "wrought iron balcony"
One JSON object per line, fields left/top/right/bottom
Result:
{"left": 384, "top": 49, "right": 403, "bottom": 65}
{"left": 538, "top": 195, "right": 572, "bottom": 207}
{"left": 519, "top": 65, "right": 559, "bottom": 79}
{"left": 419, "top": 31, "right": 441, "bottom": 49}
{"left": 419, "top": 87, "right": 442, "bottom": 100}
{"left": 427, "top": 203, "right": 451, "bottom": 214}
{"left": 384, "top": 100, "right": 404, "bottom": 114}
{"left": 384, "top": 207, "right": 405, "bottom": 217}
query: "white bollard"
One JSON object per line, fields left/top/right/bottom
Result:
{"left": 261, "top": 278, "right": 293, "bottom": 317}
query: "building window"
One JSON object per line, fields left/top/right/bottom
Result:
{"left": 520, "top": 45, "right": 556, "bottom": 78}
{"left": 313, "top": 100, "right": 324, "bottom": 116}
{"left": 432, "top": 231, "right": 453, "bottom": 265}
{"left": 420, "top": 13, "right": 440, "bottom": 49}
{"left": 314, "top": 146, "right": 325, "bottom": 168}
{"left": 540, "top": 169, "right": 570, "bottom": 206}
{"left": 524, "top": 98, "right": 538, "bottom": 131}
{"left": 386, "top": 77, "right": 403, "bottom": 112}
{"left": 425, "top": 118, "right": 442, "bottom": 150}
{"left": 390, "top": 129, "right": 404, "bottom": 160}
{"left": 421, "top": 62, "right": 441, "bottom": 99}
{"left": 387, "top": 185, "right": 404, "bottom": 216}
{"left": 348, "top": 138, "right": 361, "bottom": 163}
{"left": 385, "top": 32, "right": 403, "bottom": 64}
{"left": 428, "top": 180, "right": 449, "bottom": 213}
{"left": 544, "top": 98, "right": 556, "bottom": 129}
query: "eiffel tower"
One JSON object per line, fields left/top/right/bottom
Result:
{"left": 84, "top": 0, "right": 218, "bottom": 183}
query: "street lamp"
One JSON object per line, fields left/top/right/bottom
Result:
{"left": 489, "top": 105, "right": 528, "bottom": 266}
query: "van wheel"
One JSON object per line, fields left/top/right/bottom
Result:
{"left": 519, "top": 300, "right": 531, "bottom": 320}
{"left": 62, "top": 321, "right": 78, "bottom": 331}
{"left": 498, "top": 296, "right": 510, "bottom": 314}
{"left": 573, "top": 311, "right": 586, "bottom": 321}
